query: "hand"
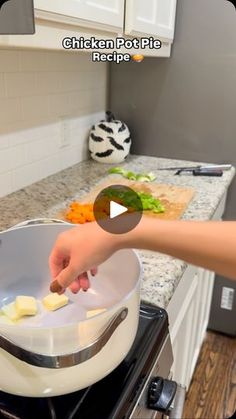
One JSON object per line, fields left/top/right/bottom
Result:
{"left": 49, "top": 222, "right": 120, "bottom": 293}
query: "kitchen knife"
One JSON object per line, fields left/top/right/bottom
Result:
{"left": 158, "top": 164, "right": 232, "bottom": 171}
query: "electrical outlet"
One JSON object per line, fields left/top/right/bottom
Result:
{"left": 59, "top": 117, "right": 71, "bottom": 148}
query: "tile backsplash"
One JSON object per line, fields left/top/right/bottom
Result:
{"left": 0, "top": 49, "right": 108, "bottom": 197}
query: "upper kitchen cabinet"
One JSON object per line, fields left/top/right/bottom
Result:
{"left": 0, "top": 0, "right": 174, "bottom": 55}
{"left": 125, "top": 0, "right": 177, "bottom": 42}
{"left": 34, "top": 0, "right": 125, "bottom": 32}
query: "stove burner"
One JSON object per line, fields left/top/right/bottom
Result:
{"left": 0, "top": 304, "right": 169, "bottom": 419}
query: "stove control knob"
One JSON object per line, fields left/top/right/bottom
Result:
{"left": 148, "top": 377, "right": 177, "bottom": 413}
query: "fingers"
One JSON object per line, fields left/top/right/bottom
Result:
{"left": 51, "top": 271, "right": 91, "bottom": 294}
{"left": 69, "top": 278, "right": 81, "bottom": 294}
{"left": 91, "top": 267, "right": 98, "bottom": 276}
{"left": 50, "top": 280, "right": 65, "bottom": 294}
{"left": 52, "top": 263, "right": 79, "bottom": 290}
{"left": 69, "top": 272, "right": 90, "bottom": 294}
{"left": 49, "top": 243, "right": 96, "bottom": 293}
{"left": 78, "top": 272, "right": 90, "bottom": 291}
{"left": 49, "top": 247, "right": 66, "bottom": 279}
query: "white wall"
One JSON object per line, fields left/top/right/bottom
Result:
{"left": 110, "top": 0, "right": 236, "bottom": 220}
{"left": 0, "top": 49, "right": 108, "bottom": 197}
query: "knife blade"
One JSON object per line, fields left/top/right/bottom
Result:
{"left": 158, "top": 164, "right": 232, "bottom": 171}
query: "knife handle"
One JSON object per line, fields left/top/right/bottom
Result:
{"left": 193, "top": 169, "right": 223, "bottom": 177}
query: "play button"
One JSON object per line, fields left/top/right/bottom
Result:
{"left": 93, "top": 184, "right": 143, "bottom": 234}
{"left": 110, "top": 201, "right": 128, "bottom": 219}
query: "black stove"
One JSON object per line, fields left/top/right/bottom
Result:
{"left": 0, "top": 303, "right": 170, "bottom": 419}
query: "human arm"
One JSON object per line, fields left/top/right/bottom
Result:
{"left": 49, "top": 217, "right": 236, "bottom": 292}
{"left": 127, "top": 218, "right": 236, "bottom": 281}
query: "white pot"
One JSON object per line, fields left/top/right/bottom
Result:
{"left": 0, "top": 221, "right": 142, "bottom": 397}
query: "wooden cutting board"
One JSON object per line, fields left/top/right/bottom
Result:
{"left": 62, "top": 177, "right": 195, "bottom": 221}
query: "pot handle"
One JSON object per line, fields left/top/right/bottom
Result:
{"left": 0, "top": 307, "right": 128, "bottom": 369}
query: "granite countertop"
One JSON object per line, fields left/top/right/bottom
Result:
{"left": 0, "top": 155, "right": 234, "bottom": 308}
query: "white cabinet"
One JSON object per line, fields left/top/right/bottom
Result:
{"left": 167, "top": 194, "right": 227, "bottom": 390}
{"left": 34, "top": 0, "right": 125, "bottom": 31}
{"left": 170, "top": 270, "right": 198, "bottom": 387}
{"left": 168, "top": 267, "right": 215, "bottom": 390}
{"left": 0, "top": 0, "right": 175, "bottom": 54}
{"left": 125, "top": 0, "right": 177, "bottom": 42}
{"left": 189, "top": 269, "right": 215, "bottom": 380}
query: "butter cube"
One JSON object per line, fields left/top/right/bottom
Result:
{"left": 1, "top": 302, "right": 21, "bottom": 321}
{"left": 86, "top": 308, "right": 106, "bottom": 319}
{"left": 43, "top": 293, "right": 69, "bottom": 311}
{"left": 15, "top": 296, "right": 37, "bottom": 317}
{"left": 0, "top": 313, "right": 15, "bottom": 325}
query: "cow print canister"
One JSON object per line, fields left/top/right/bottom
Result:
{"left": 89, "top": 111, "right": 131, "bottom": 163}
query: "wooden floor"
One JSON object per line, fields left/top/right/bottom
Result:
{"left": 183, "top": 331, "right": 236, "bottom": 419}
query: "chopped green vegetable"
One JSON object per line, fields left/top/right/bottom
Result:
{"left": 103, "top": 188, "right": 165, "bottom": 214}
{"left": 108, "top": 167, "right": 126, "bottom": 175}
{"left": 126, "top": 171, "right": 137, "bottom": 180}
{"left": 147, "top": 172, "right": 156, "bottom": 181}
{"left": 108, "top": 167, "right": 157, "bottom": 182}
{"left": 138, "top": 192, "right": 165, "bottom": 213}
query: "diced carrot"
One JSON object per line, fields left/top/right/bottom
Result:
{"left": 65, "top": 201, "right": 96, "bottom": 224}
